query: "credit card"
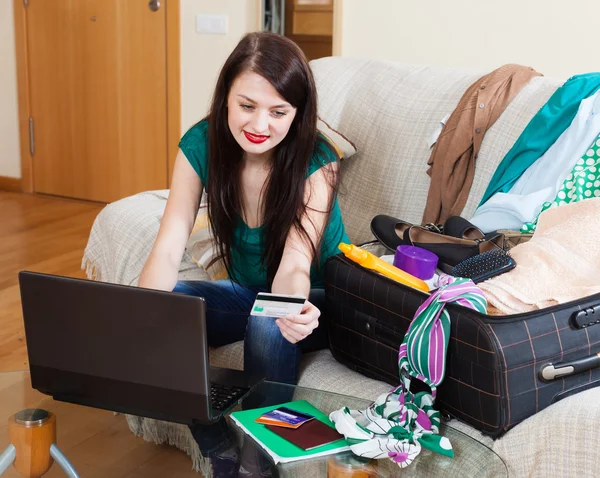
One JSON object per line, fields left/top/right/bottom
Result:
{"left": 255, "top": 407, "right": 315, "bottom": 428}
{"left": 250, "top": 293, "right": 306, "bottom": 318}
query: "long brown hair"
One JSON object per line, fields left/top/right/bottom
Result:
{"left": 206, "top": 32, "right": 338, "bottom": 286}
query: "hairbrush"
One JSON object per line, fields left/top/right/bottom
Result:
{"left": 450, "top": 249, "right": 516, "bottom": 283}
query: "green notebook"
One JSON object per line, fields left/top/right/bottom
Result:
{"left": 230, "top": 400, "right": 350, "bottom": 464}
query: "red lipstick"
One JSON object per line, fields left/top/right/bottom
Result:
{"left": 244, "top": 131, "right": 269, "bottom": 144}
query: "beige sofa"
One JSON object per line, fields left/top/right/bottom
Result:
{"left": 83, "top": 57, "right": 600, "bottom": 477}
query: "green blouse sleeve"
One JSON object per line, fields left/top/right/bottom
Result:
{"left": 178, "top": 119, "right": 209, "bottom": 186}
{"left": 307, "top": 133, "right": 340, "bottom": 178}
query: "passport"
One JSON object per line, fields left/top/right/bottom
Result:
{"left": 265, "top": 418, "right": 344, "bottom": 451}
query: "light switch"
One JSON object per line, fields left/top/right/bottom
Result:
{"left": 196, "top": 14, "right": 228, "bottom": 35}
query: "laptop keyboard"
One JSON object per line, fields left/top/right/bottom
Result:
{"left": 210, "top": 383, "right": 249, "bottom": 412}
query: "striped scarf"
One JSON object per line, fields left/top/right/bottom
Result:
{"left": 330, "top": 276, "right": 487, "bottom": 468}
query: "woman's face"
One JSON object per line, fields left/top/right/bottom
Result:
{"left": 227, "top": 71, "right": 297, "bottom": 160}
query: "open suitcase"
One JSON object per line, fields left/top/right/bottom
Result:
{"left": 324, "top": 252, "right": 600, "bottom": 437}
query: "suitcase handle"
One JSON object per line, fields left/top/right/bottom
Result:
{"left": 571, "top": 304, "right": 600, "bottom": 328}
{"left": 540, "top": 352, "right": 600, "bottom": 381}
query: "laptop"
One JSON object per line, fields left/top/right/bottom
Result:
{"left": 18, "top": 271, "right": 264, "bottom": 424}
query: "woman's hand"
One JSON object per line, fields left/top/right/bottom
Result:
{"left": 276, "top": 300, "right": 321, "bottom": 344}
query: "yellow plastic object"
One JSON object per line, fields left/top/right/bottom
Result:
{"left": 338, "top": 243, "right": 430, "bottom": 293}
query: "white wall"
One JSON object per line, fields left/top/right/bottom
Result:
{"left": 0, "top": 1, "right": 21, "bottom": 178}
{"left": 339, "top": 0, "right": 599, "bottom": 81}
{"left": 7, "top": 0, "right": 595, "bottom": 179}
{"left": 180, "top": 0, "right": 259, "bottom": 132}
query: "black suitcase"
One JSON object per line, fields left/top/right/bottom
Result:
{"left": 324, "top": 253, "right": 600, "bottom": 437}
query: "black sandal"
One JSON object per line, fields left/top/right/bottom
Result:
{"left": 406, "top": 226, "right": 504, "bottom": 267}
{"left": 370, "top": 215, "right": 442, "bottom": 252}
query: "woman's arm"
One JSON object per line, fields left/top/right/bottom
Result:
{"left": 138, "top": 149, "right": 203, "bottom": 291}
{"left": 271, "top": 162, "right": 338, "bottom": 343}
{"left": 271, "top": 162, "right": 337, "bottom": 296}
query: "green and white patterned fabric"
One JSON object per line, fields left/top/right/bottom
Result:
{"left": 329, "top": 277, "right": 487, "bottom": 469}
{"left": 521, "top": 132, "right": 600, "bottom": 233}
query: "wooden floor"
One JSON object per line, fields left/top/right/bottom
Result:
{"left": 0, "top": 372, "right": 201, "bottom": 477}
{"left": 0, "top": 192, "right": 206, "bottom": 476}
{"left": 0, "top": 192, "right": 104, "bottom": 373}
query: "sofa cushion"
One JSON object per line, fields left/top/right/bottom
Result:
{"left": 209, "top": 341, "right": 244, "bottom": 370}
{"left": 209, "top": 343, "right": 391, "bottom": 402}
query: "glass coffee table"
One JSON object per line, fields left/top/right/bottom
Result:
{"left": 0, "top": 371, "right": 507, "bottom": 477}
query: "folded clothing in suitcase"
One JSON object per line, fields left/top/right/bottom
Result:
{"left": 325, "top": 253, "right": 600, "bottom": 437}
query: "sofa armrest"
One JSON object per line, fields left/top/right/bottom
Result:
{"left": 82, "top": 190, "right": 208, "bottom": 285}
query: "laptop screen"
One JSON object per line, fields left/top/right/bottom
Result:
{"left": 19, "top": 271, "right": 213, "bottom": 424}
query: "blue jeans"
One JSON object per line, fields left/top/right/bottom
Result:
{"left": 173, "top": 280, "right": 329, "bottom": 385}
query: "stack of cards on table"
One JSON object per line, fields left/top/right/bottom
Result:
{"left": 255, "top": 407, "right": 314, "bottom": 428}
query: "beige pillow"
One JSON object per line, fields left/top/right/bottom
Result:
{"left": 318, "top": 116, "right": 357, "bottom": 160}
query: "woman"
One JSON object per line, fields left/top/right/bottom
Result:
{"left": 139, "top": 32, "right": 349, "bottom": 385}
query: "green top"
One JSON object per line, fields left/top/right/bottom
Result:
{"left": 179, "top": 120, "right": 349, "bottom": 288}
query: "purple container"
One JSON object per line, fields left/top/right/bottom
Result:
{"left": 393, "top": 245, "right": 438, "bottom": 280}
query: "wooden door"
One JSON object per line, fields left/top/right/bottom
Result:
{"left": 285, "top": 0, "right": 333, "bottom": 61}
{"left": 26, "top": 0, "right": 168, "bottom": 203}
